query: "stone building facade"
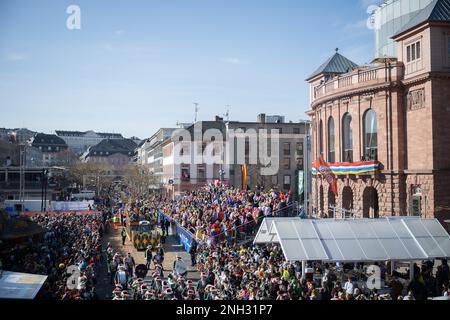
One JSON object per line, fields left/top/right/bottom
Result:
{"left": 307, "top": 0, "right": 450, "bottom": 228}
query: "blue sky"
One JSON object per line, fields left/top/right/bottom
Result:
{"left": 0, "top": 0, "right": 380, "bottom": 139}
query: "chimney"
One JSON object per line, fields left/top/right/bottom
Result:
{"left": 257, "top": 113, "right": 266, "bottom": 123}
{"left": 215, "top": 116, "right": 224, "bottom": 122}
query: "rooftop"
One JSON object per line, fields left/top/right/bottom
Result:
{"left": 306, "top": 50, "right": 359, "bottom": 81}
{"left": 55, "top": 130, "right": 123, "bottom": 138}
{"left": 393, "top": 0, "right": 450, "bottom": 38}
{"left": 87, "top": 138, "right": 137, "bottom": 157}
{"left": 31, "top": 133, "right": 68, "bottom": 147}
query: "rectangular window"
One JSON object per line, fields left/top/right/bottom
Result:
{"left": 448, "top": 37, "right": 450, "bottom": 57}
{"left": 416, "top": 41, "right": 420, "bottom": 59}
{"left": 283, "top": 142, "right": 291, "bottom": 156}
{"left": 297, "top": 158, "right": 304, "bottom": 170}
{"left": 293, "top": 128, "right": 300, "bottom": 134}
{"left": 271, "top": 175, "right": 278, "bottom": 185}
{"left": 283, "top": 175, "right": 291, "bottom": 190}
{"left": 406, "top": 41, "right": 422, "bottom": 63}
{"left": 197, "top": 165, "right": 206, "bottom": 182}
{"left": 283, "top": 158, "right": 291, "bottom": 170}
{"left": 181, "top": 165, "right": 190, "bottom": 182}
{"left": 296, "top": 142, "right": 303, "bottom": 156}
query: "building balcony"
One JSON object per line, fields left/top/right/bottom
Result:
{"left": 312, "top": 63, "right": 403, "bottom": 106}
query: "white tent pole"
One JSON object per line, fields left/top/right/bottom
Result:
{"left": 390, "top": 261, "right": 395, "bottom": 275}
{"left": 302, "top": 261, "right": 307, "bottom": 281}
{"left": 409, "top": 262, "right": 414, "bottom": 280}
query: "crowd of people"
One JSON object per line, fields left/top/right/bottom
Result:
{"left": 111, "top": 184, "right": 450, "bottom": 301}
{"left": 138, "top": 184, "right": 297, "bottom": 245}
{"left": 2, "top": 182, "right": 450, "bottom": 301}
{"left": 1, "top": 211, "right": 109, "bottom": 300}
{"left": 105, "top": 235, "right": 450, "bottom": 300}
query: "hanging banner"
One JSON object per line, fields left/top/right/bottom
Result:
{"left": 241, "top": 162, "right": 247, "bottom": 190}
{"left": 312, "top": 160, "right": 380, "bottom": 176}
{"left": 177, "top": 225, "right": 194, "bottom": 253}
{"left": 298, "top": 170, "right": 304, "bottom": 196}
{"left": 157, "top": 210, "right": 194, "bottom": 253}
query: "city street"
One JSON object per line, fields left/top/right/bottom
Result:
{"left": 2, "top": 0, "right": 450, "bottom": 305}
{"left": 96, "top": 223, "right": 200, "bottom": 300}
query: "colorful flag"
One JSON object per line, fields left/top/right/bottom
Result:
{"left": 313, "top": 156, "right": 338, "bottom": 196}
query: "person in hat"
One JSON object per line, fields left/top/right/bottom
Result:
{"left": 112, "top": 287, "right": 122, "bottom": 300}
{"left": 143, "top": 290, "right": 152, "bottom": 300}
{"left": 121, "top": 290, "right": 130, "bottom": 300}
{"left": 144, "top": 245, "right": 153, "bottom": 270}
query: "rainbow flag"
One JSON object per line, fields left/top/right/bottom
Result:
{"left": 312, "top": 161, "right": 380, "bottom": 176}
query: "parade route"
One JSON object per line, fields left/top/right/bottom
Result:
{"left": 100, "top": 223, "right": 200, "bottom": 299}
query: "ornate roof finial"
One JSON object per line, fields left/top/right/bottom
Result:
{"left": 335, "top": 48, "right": 339, "bottom": 53}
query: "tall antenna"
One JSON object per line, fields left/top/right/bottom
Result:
{"left": 194, "top": 103, "right": 199, "bottom": 123}
{"left": 224, "top": 105, "right": 230, "bottom": 122}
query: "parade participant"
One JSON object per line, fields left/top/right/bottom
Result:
{"left": 174, "top": 255, "right": 188, "bottom": 278}
{"left": 144, "top": 246, "right": 153, "bottom": 270}
{"left": 121, "top": 227, "right": 127, "bottom": 246}
{"left": 115, "top": 265, "right": 129, "bottom": 289}
{"left": 157, "top": 244, "right": 165, "bottom": 264}
{"left": 124, "top": 253, "right": 136, "bottom": 277}
{"left": 189, "top": 240, "right": 198, "bottom": 267}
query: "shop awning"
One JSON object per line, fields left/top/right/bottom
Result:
{"left": 254, "top": 217, "right": 450, "bottom": 263}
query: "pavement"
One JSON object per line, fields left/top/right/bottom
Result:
{"left": 97, "top": 223, "right": 200, "bottom": 299}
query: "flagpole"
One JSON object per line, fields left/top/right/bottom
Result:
{"left": 304, "top": 130, "right": 310, "bottom": 218}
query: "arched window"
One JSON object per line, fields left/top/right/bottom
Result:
{"left": 328, "top": 117, "right": 335, "bottom": 163}
{"left": 342, "top": 113, "right": 353, "bottom": 162}
{"left": 319, "top": 120, "right": 324, "bottom": 156}
{"left": 363, "top": 109, "right": 378, "bottom": 161}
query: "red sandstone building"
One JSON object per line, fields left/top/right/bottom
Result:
{"left": 307, "top": 0, "right": 450, "bottom": 227}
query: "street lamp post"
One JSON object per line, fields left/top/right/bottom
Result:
{"left": 301, "top": 120, "right": 311, "bottom": 218}
{"left": 41, "top": 169, "right": 48, "bottom": 212}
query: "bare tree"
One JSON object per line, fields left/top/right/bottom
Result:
{"left": 68, "top": 162, "right": 114, "bottom": 193}
{"left": 121, "top": 164, "right": 158, "bottom": 200}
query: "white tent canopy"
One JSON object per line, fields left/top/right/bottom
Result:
{"left": 0, "top": 271, "right": 47, "bottom": 300}
{"left": 254, "top": 217, "right": 450, "bottom": 263}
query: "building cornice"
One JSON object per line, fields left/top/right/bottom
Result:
{"left": 402, "top": 71, "right": 450, "bottom": 86}
{"left": 310, "top": 80, "right": 402, "bottom": 110}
